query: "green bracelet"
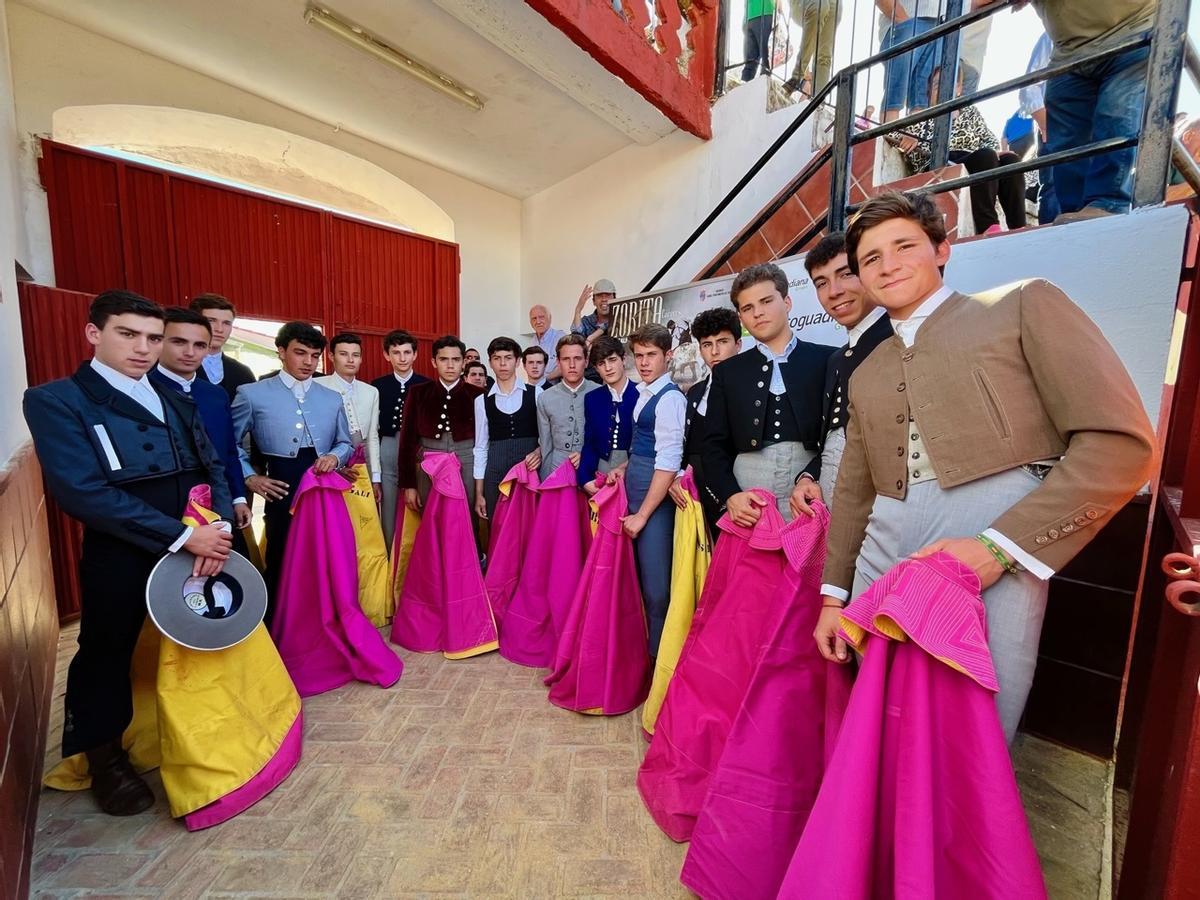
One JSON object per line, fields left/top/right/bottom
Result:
{"left": 975, "top": 534, "right": 1020, "bottom": 576}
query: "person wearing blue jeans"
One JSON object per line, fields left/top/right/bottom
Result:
{"left": 876, "top": 1, "right": 943, "bottom": 121}
{"left": 742, "top": 0, "right": 776, "bottom": 82}
{"left": 620, "top": 324, "right": 687, "bottom": 658}
{"left": 1043, "top": 44, "right": 1150, "bottom": 219}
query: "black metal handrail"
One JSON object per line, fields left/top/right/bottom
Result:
{"left": 647, "top": 0, "right": 1191, "bottom": 292}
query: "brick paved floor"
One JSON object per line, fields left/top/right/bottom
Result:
{"left": 31, "top": 623, "right": 1104, "bottom": 898}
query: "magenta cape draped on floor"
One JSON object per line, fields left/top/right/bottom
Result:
{"left": 483, "top": 461, "right": 541, "bottom": 625}
{"left": 638, "top": 488, "right": 795, "bottom": 842}
{"left": 779, "top": 552, "right": 1047, "bottom": 900}
{"left": 391, "top": 452, "right": 499, "bottom": 659}
{"left": 499, "top": 459, "right": 591, "bottom": 668}
{"left": 271, "top": 469, "right": 403, "bottom": 697}
{"left": 544, "top": 478, "right": 650, "bottom": 715}
{"left": 680, "top": 502, "right": 853, "bottom": 899}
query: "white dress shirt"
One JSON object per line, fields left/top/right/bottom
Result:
{"left": 632, "top": 372, "right": 686, "bottom": 472}
{"left": 156, "top": 364, "right": 196, "bottom": 393}
{"left": 201, "top": 352, "right": 224, "bottom": 384}
{"left": 91, "top": 358, "right": 193, "bottom": 551}
{"left": 821, "top": 284, "right": 1051, "bottom": 603}
{"left": 847, "top": 306, "right": 887, "bottom": 349}
{"left": 315, "top": 373, "right": 382, "bottom": 482}
{"left": 758, "top": 333, "right": 799, "bottom": 395}
{"left": 473, "top": 381, "right": 530, "bottom": 479}
{"left": 278, "top": 370, "right": 314, "bottom": 402}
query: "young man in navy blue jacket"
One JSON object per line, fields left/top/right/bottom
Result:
{"left": 24, "top": 290, "right": 233, "bottom": 816}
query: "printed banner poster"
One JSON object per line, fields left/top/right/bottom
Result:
{"left": 607, "top": 253, "right": 842, "bottom": 390}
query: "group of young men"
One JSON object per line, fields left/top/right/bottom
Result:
{"left": 24, "top": 188, "right": 1155, "bottom": 820}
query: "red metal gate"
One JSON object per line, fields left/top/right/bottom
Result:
{"left": 39, "top": 139, "right": 460, "bottom": 381}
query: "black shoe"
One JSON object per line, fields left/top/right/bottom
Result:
{"left": 84, "top": 740, "right": 155, "bottom": 816}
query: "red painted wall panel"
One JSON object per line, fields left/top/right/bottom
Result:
{"left": 40, "top": 141, "right": 461, "bottom": 363}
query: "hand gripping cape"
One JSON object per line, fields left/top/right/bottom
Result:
{"left": 680, "top": 501, "right": 853, "bottom": 900}
{"left": 272, "top": 468, "right": 404, "bottom": 696}
{"left": 343, "top": 445, "right": 393, "bottom": 627}
{"left": 45, "top": 485, "right": 302, "bottom": 830}
{"left": 483, "top": 461, "right": 541, "bottom": 625}
{"left": 544, "top": 477, "right": 651, "bottom": 715}
{"left": 498, "top": 459, "right": 592, "bottom": 668}
{"left": 642, "top": 468, "right": 711, "bottom": 736}
{"left": 637, "top": 488, "right": 793, "bottom": 842}
{"left": 390, "top": 451, "right": 499, "bottom": 658}
{"left": 778, "top": 552, "right": 1047, "bottom": 900}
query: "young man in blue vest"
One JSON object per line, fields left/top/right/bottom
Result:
{"left": 24, "top": 290, "right": 234, "bottom": 815}
{"left": 620, "top": 324, "right": 687, "bottom": 657}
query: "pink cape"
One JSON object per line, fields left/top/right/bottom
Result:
{"left": 681, "top": 503, "right": 852, "bottom": 899}
{"left": 637, "top": 489, "right": 795, "bottom": 842}
{"left": 544, "top": 478, "right": 650, "bottom": 715}
{"left": 779, "top": 552, "right": 1047, "bottom": 899}
{"left": 483, "top": 461, "right": 541, "bottom": 625}
{"left": 499, "top": 459, "right": 592, "bottom": 668}
{"left": 271, "top": 469, "right": 404, "bottom": 697}
{"left": 391, "top": 452, "right": 499, "bottom": 658}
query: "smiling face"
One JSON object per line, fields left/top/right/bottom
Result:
{"left": 159, "top": 322, "right": 212, "bottom": 376}
{"left": 853, "top": 217, "right": 950, "bottom": 321}
{"left": 811, "top": 251, "right": 872, "bottom": 329}
{"left": 87, "top": 313, "right": 165, "bottom": 378}
{"left": 332, "top": 341, "right": 362, "bottom": 380}
{"left": 698, "top": 330, "right": 740, "bottom": 370}
{"left": 278, "top": 340, "right": 322, "bottom": 380}
{"left": 593, "top": 293, "right": 614, "bottom": 317}
{"left": 734, "top": 279, "right": 793, "bottom": 345}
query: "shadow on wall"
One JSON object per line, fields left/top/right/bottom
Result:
{"left": 50, "top": 104, "right": 456, "bottom": 242}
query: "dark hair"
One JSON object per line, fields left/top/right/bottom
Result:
{"left": 465, "top": 347, "right": 480, "bottom": 356}
{"left": 89, "top": 289, "right": 164, "bottom": 328}
{"left": 588, "top": 334, "right": 625, "bottom": 366}
{"left": 188, "top": 293, "right": 236, "bottom": 317}
{"left": 522, "top": 345, "right": 548, "bottom": 363}
{"left": 691, "top": 307, "right": 741, "bottom": 343}
{"left": 383, "top": 329, "right": 418, "bottom": 353}
{"left": 487, "top": 336, "right": 522, "bottom": 358}
{"left": 845, "top": 190, "right": 947, "bottom": 275}
{"left": 163, "top": 306, "right": 212, "bottom": 336}
{"left": 804, "top": 233, "right": 848, "bottom": 276}
{"left": 730, "top": 262, "right": 789, "bottom": 308}
{"left": 275, "top": 320, "right": 326, "bottom": 350}
{"left": 555, "top": 333, "right": 587, "bottom": 357}
{"left": 432, "top": 335, "right": 466, "bottom": 358}
{"left": 628, "top": 323, "right": 671, "bottom": 354}
{"left": 464, "top": 361, "right": 487, "bottom": 377}
{"left": 329, "top": 332, "right": 362, "bottom": 352}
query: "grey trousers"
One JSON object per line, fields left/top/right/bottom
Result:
{"left": 732, "top": 441, "right": 816, "bottom": 523}
{"left": 379, "top": 433, "right": 400, "bottom": 550}
{"left": 818, "top": 428, "right": 846, "bottom": 506}
{"left": 851, "top": 467, "right": 1050, "bottom": 744}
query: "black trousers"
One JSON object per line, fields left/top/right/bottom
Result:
{"left": 63, "top": 470, "right": 202, "bottom": 758}
{"left": 950, "top": 148, "right": 1027, "bottom": 232}
{"left": 262, "top": 448, "right": 318, "bottom": 624}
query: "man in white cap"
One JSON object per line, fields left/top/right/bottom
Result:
{"left": 571, "top": 279, "right": 617, "bottom": 350}
{"left": 528, "top": 304, "right": 565, "bottom": 380}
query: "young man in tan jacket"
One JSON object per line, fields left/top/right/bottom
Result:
{"left": 813, "top": 191, "right": 1156, "bottom": 742}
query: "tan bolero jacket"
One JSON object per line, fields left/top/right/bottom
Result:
{"left": 823, "top": 279, "right": 1157, "bottom": 592}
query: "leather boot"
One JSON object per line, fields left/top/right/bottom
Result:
{"left": 84, "top": 740, "right": 155, "bottom": 816}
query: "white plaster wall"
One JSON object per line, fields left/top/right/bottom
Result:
{"left": 520, "top": 76, "right": 818, "bottom": 334}
{"left": 0, "top": 1, "right": 30, "bottom": 464}
{"left": 6, "top": 2, "right": 522, "bottom": 355}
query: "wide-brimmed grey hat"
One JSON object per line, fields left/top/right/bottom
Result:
{"left": 593, "top": 278, "right": 617, "bottom": 296}
{"left": 146, "top": 550, "right": 267, "bottom": 651}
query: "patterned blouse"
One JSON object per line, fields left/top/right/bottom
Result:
{"left": 903, "top": 106, "right": 999, "bottom": 173}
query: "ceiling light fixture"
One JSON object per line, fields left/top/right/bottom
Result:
{"left": 304, "top": 6, "right": 484, "bottom": 112}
